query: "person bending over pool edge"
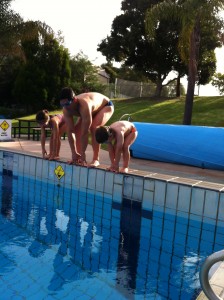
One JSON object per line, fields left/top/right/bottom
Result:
{"left": 95, "top": 120, "right": 138, "bottom": 173}
{"left": 36, "top": 110, "right": 67, "bottom": 161}
{"left": 59, "top": 87, "right": 114, "bottom": 167}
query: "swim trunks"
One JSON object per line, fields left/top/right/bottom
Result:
{"left": 106, "top": 100, "right": 114, "bottom": 106}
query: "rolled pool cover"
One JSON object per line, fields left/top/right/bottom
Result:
{"left": 130, "top": 122, "right": 224, "bottom": 170}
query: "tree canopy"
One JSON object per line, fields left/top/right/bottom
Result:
{"left": 145, "top": 0, "right": 224, "bottom": 124}
{"left": 98, "top": 0, "right": 184, "bottom": 96}
{"left": 98, "top": 0, "right": 224, "bottom": 105}
{"left": 12, "top": 22, "right": 71, "bottom": 111}
{"left": 69, "top": 52, "right": 106, "bottom": 95}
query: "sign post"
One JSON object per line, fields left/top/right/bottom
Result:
{"left": 0, "top": 119, "right": 12, "bottom": 141}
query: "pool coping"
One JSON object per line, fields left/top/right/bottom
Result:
{"left": 196, "top": 262, "right": 224, "bottom": 300}
{"left": 0, "top": 139, "right": 224, "bottom": 191}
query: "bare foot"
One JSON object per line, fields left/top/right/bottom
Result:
{"left": 120, "top": 167, "right": 129, "bottom": 173}
{"left": 89, "top": 160, "right": 100, "bottom": 167}
{"left": 49, "top": 156, "right": 60, "bottom": 161}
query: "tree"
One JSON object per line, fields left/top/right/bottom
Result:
{"left": 13, "top": 62, "right": 47, "bottom": 112}
{"left": 0, "top": 0, "right": 22, "bottom": 61}
{"left": 97, "top": 0, "right": 184, "bottom": 97}
{"left": 12, "top": 22, "right": 71, "bottom": 111}
{"left": 70, "top": 52, "right": 106, "bottom": 94}
{"left": 145, "top": 0, "right": 224, "bottom": 124}
{"left": 212, "top": 72, "right": 224, "bottom": 94}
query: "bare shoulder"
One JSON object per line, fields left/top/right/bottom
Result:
{"left": 81, "top": 92, "right": 109, "bottom": 101}
{"left": 112, "top": 120, "right": 133, "bottom": 129}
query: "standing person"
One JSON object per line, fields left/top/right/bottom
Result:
{"left": 59, "top": 87, "right": 114, "bottom": 166}
{"left": 95, "top": 120, "right": 138, "bottom": 173}
{"left": 36, "top": 110, "right": 67, "bottom": 160}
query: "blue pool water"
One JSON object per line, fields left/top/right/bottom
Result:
{"left": 0, "top": 171, "right": 223, "bottom": 300}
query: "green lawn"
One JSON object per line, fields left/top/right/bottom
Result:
{"left": 11, "top": 95, "right": 224, "bottom": 127}
{"left": 109, "top": 96, "right": 224, "bottom": 127}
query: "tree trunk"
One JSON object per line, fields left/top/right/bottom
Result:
{"left": 183, "top": 19, "right": 200, "bottom": 125}
{"left": 176, "top": 74, "right": 181, "bottom": 97}
{"left": 154, "top": 78, "right": 163, "bottom": 97}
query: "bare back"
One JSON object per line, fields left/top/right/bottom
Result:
{"left": 110, "top": 121, "right": 135, "bottom": 138}
{"left": 78, "top": 92, "right": 111, "bottom": 116}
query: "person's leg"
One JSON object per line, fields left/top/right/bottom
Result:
{"left": 90, "top": 105, "right": 114, "bottom": 167}
{"left": 58, "top": 123, "right": 67, "bottom": 156}
{"left": 121, "top": 131, "right": 138, "bottom": 173}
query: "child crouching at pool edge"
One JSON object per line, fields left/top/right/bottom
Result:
{"left": 36, "top": 110, "right": 67, "bottom": 161}
{"left": 95, "top": 120, "right": 138, "bottom": 173}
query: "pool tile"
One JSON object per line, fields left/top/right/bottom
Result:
{"left": 123, "top": 176, "right": 133, "bottom": 199}
{"left": 72, "top": 165, "right": 81, "bottom": 188}
{"left": 204, "top": 190, "right": 219, "bottom": 219}
{"left": 58, "top": 162, "right": 68, "bottom": 186}
{"left": 144, "top": 178, "right": 155, "bottom": 191}
{"left": 166, "top": 182, "right": 178, "bottom": 209}
{"left": 142, "top": 190, "right": 153, "bottom": 211}
{"left": 18, "top": 154, "right": 25, "bottom": 174}
{"left": 103, "top": 193, "right": 112, "bottom": 205}
{"left": 87, "top": 168, "right": 96, "bottom": 190}
{"left": 96, "top": 169, "right": 105, "bottom": 192}
{"left": 177, "top": 185, "right": 191, "bottom": 213}
{"left": 29, "top": 156, "right": 36, "bottom": 177}
{"left": 154, "top": 181, "right": 166, "bottom": 206}
{"left": 112, "top": 183, "right": 122, "bottom": 204}
{"left": 114, "top": 173, "right": 123, "bottom": 184}
{"left": 104, "top": 172, "right": 114, "bottom": 194}
{"left": 132, "top": 176, "right": 144, "bottom": 201}
{"left": 201, "top": 228, "right": 215, "bottom": 243}
{"left": 80, "top": 167, "right": 88, "bottom": 188}
{"left": 41, "top": 159, "right": 49, "bottom": 179}
{"left": 190, "top": 188, "right": 205, "bottom": 216}
{"left": 218, "top": 193, "right": 224, "bottom": 221}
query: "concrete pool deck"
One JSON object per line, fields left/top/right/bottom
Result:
{"left": 0, "top": 137, "right": 224, "bottom": 185}
{"left": 0, "top": 137, "right": 224, "bottom": 300}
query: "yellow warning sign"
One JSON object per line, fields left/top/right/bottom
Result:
{"left": 0, "top": 120, "right": 10, "bottom": 131}
{"left": 54, "top": 165, "right": 65, "bottom": 180}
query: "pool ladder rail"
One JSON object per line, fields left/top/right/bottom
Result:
{"left": 200, "top": 250, "right": 224, "bottom": 300}
{"left": 119, "top": 114, "right": 133, "bottom": 121}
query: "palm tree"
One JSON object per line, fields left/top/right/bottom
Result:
{"left": 145, "top": 0, "right": 224, "bottom": 125}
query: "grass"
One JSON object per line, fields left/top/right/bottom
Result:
{"left": 109, "top": 96, "right": 224, "bottom": 127}
{"left": 11, "top": 95, "right": 224, "bottom": 128}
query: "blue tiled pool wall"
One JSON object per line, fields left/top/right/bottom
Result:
{"left": 0, "top": 150, "right": 224, "bottom": 299}
{"left": 1, "top": 150, "right": 223, "bottom": 223}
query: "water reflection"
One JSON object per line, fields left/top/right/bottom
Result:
{"left": 0, "top": 173, "right": 223, "bottom": 299}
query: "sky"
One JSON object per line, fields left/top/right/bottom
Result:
{"left": 11, "top": 0, "right": 224, "bottom": 96}
{"left": 11, "top": 0, "right": 123, "bottom": 66}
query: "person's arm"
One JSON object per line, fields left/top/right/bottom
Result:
{"left": 111, "top": 133, "right": 124, "bottom": 172}
{"left": 64, "top": 111, "right": 81, "bottom": 164}
{"left": 40, "top": 127, "right": 47, "bottom": 158}
{"left": 107, "top": 142, "right": 115, "bottom": 167}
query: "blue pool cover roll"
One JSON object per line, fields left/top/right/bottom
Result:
{"left": 130, "top": 122, "right": 224, "bottom": 170}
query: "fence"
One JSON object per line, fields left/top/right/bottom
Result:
{"left": 114, "top": 78, "right": 157, "bottom": 98}
{"left": 106, "top": 78, "right": 178, "bottom": 99}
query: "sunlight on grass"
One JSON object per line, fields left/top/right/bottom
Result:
{"left": 12, "top": 96, "right": 224, "bottom": 128}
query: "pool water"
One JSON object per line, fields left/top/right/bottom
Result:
{"left": 0, "top": 171, "right": 223, "bottom": 300}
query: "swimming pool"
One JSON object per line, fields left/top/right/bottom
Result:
{"left": 0, "top": 150, "right": 224, "bottom": 299}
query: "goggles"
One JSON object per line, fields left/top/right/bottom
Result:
{"left": 60, "top": 99, "right": 73, "bottom": 108}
